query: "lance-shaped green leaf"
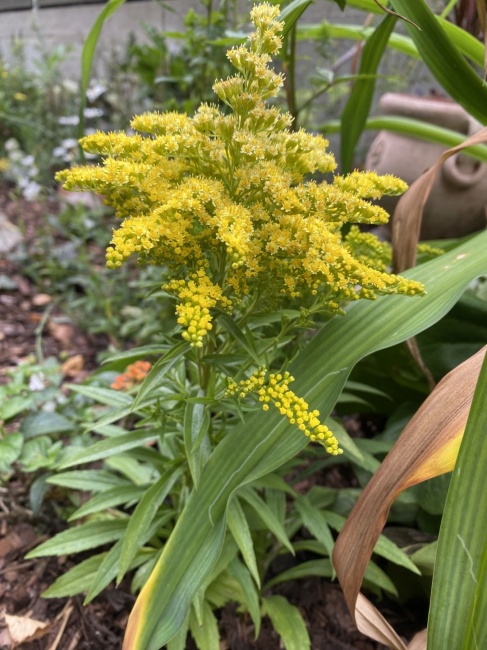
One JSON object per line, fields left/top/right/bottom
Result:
{"left": 428, "top": 353, "right": 487, "bottom": 648}
{"left": 262, "top": 595, "right": 311, "bottom": 650}
{"left": 78, "top": 0, "right": 126, "bottom": 145}
{"left": 341, "top": 14, "right": 396, "bottom": 173}
{"left": 390, "top": 0, "right": 487, "bottom": 125}
{"left": 123, "top": 229, "right": 487, "bottom": 650}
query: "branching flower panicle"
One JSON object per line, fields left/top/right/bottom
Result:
{"left": 57, "top": 3, "right": 425, "bottom": 455}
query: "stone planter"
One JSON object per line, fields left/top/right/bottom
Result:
{"left": 365, "top": 93, "right": 487, "bottom": 239}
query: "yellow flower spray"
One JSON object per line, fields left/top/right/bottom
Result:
{"left": 57, "top": 3, "right": 424, "bottom": 455}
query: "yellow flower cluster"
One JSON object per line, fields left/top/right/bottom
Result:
{"left": 226, "top": 369, "right": 342, "bottom": 455}
{"left": 164, "top": 270, "right": 232, "bottom": 347}
{"left": 57, "top": 2, "right": 423, "bottom": 333}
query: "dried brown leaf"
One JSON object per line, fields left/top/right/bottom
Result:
{"left": 4, "top": 613, "right": 50, "bottom": 645}
{"left": 392, "top": 126, "right": 487, "bottom": 274}
{"left": 332, "top": 346, "right": 486, "bottom": 649}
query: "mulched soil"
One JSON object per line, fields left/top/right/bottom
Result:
{"left": 0, "top": 187, "right": 412, "bottom": 649}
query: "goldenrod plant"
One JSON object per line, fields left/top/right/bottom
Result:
{"left": 27, "top": 4, "right": 487, "bottom": 650}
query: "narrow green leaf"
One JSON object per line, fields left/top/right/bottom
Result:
{"left": 69, "top": 485, "right": 146, "bottom": 520}
{"left": 279, "top": 0, "right": 313, "bottom": 38}
{"left": 428, "top": 353, "right": 487, "bottom": 647}
{"left": 324, "top": 510, "right": 421, "bottom": 574}
{"left": 262, "top": 595, "right": 311, "bottom": 650}
{"left": 67, "top": 384, "right": 132, "bottom": 407}
{"left": 102, "top": 344, "right": 169, "bottom": 366}
{"left": 26, "top": 520, "right": 127, "bottom": 558}
{"left": 341, "top": 14, "right": 396, "bottom": 173}
{"left": 46, "top": 469, "right": 130, "bottom": 492}
{"left": 228, "top": 558, "right": 261, "bottom": 637}
{"left": 218, "top": 315, "right": 261, "bottom": 365}
{"left": 59, "top": 430, "right": 158, "bottom": 469}
{"left": 131, "top": 342, "right": 189, "bottom": 411}
{"left": 390, "top": 0, "right": 487, "bottom": 124}
{"left": 294, "top": 495, "right": 335, "bottom": 560}
{"left": 42, "top": 553, "right": 107, "bottom": 598}
{"left": 86, "top": 514, "right": 171, "bottom": 603}
{"left": 188, "top": 600, "right": 220, "bottom": 650}
{"left": 184, "top": 397, "right": 211, "bottom": 488}
{"left": 118, "top": 468, "right": 182, "bottom": 582}
{"left": 322, "top": 116, "right": 487, "bottom": 164}
{"left": 227, "top": 497, "right": 260, "bottom": 586}
{"left": 239, "top": 487, "right": 293, "bottom": 553}
{"left": 265, "top": 559, "right": 333, "bottom": 589}
{"left": 78, "top": 0, "right": 126, "bottom": 143}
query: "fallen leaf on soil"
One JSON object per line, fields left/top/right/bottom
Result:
{"left": 48, "top": 321, "right": 75, "bottom": 349}
{"left": 0, "top": 524, "right": 37, "bottom": 561}
{"left": 32, "top": 294, "right": 52, "bottom": 307}
{"left": 3, "top": 613, "right": 50, "bottom": 645}
{"left": 61, "top": 354, "right": 84, "bottom": 377}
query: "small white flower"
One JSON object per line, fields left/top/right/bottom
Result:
{"left": 22, "top": 181, "right": 41, "bottom": 201}
{"left": 86, "top": 83, "right": 106, "bottom": 102}
{"left": 58, "top": 115, "right": 79, "bottom": 126}
{"left": 61, "top": 138, "right": 78, "bottom": 149}
{"left": 29, "top": 373, "right": 46, "bottom": 391}
{"left": 62, "top": 79, "right": 78, "bottom": 94}
{"left": 21, "top": 155, "right": 35, "bottom": 167}
{"left": 5, "top": 138, "right": 19, "bottom": 152}
{"left": 84, "top": 107, "right": 104, "bottom": 119}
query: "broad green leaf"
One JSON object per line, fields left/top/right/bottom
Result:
{"left": 262, "top": 595, "right": 311, "bottom": 650}
{"left": 0, "top": 433, "right": 23, "bottom": 472}
{"left": 118, "top": 468, "right": 182, "bottom": 582}
{"left": 59, "top": 430, "right": 159, "bottom": 469}
{"left": 428, "top": 354, "right": 487, "bottom": 648}
{"left": 390, "top": 0, "right": 487, "bottom": 124}
{"left": 20, "top": 411, "right": 74, "bottom": 438}
{"left": 1, "top": 396, "right": 32, "bottom": 421}
{"left": 46, "top": 469, "right": 130, "bottom": 492}
{"left": 124, "top": 230, "right": 487, "bottom": 650}
{"left": 227, "top": 497, "right": 260, "bottom": 586}
{"left": 69, "top": 485, "right": 146, "bottom": 520}
{"left": 131, "top": 342, "right": 189, "bottom": 410}
{"left": 26, "top": 520, "right": 127, "bottom": 558}
{"left": 341, "top": 14, "right": 396, "bottom": 173}
{"left": 166, "top": 617, "right": 189, "bottom": 650}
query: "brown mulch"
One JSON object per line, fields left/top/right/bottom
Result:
{"left": 0, "top": 187, "right": 412, "bottom": 648}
